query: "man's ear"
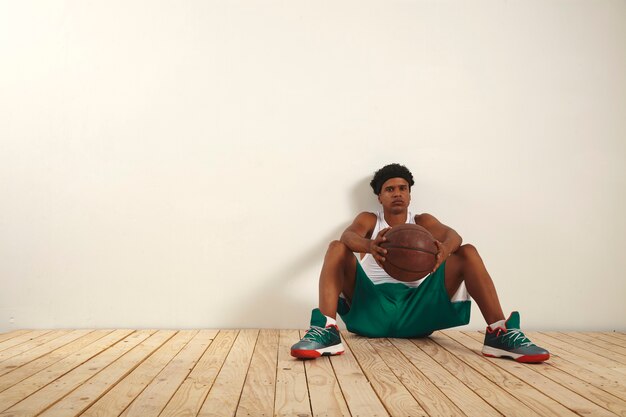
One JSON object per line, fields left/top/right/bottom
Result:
{"left": 377, "top": 195, "right": 381, "bottom": 204}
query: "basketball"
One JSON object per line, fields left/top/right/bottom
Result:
{"left": 380, "top": 224, "right": 437, "bottom": 281}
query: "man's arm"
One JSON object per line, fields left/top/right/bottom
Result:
{"left": 415, "top": 213, "right": 463, "bottom": 271}
{"left": 340, "top": 212, "right": 389, "bottom": 265}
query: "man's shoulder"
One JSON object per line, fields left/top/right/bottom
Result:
{"left": 356, "top": 211, "right": 377, "bottom": 218}
{"left": 351, "top": 211, "right": 378, "bottom": 229}
{"left": 354, "top": 211, "right": 378, "bottom": 222}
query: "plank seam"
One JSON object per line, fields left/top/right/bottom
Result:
{"left": 272, "top": 330, "right": 279, "bottom": 417}
{"left": 342, "top": 333, "right": 394, "bottom": 417}
{"left": 233, "top": 329, "right": 262, "bottom": 416}
{"left": 196, "top": 329, "right": 241, "bottom": 416}
{"left": 328, "top": 353, "right": 353, "bottom": 417}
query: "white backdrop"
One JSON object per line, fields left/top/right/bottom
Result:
{"left": 1, "top": 0, "right": 625, "bottom": 332}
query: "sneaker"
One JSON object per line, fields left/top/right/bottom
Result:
{"left": 482, "top": 311, "right": 550, "bottom": 363}
{"left": 291, "top": 308, "right": 345, "bottom": 359}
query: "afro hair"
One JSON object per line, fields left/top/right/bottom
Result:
{"left": 370, "top": 163, "right": 415, "bottom": 195}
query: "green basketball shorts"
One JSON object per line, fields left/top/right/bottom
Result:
{"left": 337, "top": 259, "right": 471, "bottom": 338}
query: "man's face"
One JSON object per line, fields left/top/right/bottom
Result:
{"left": 378, "top": 178, "right": 411, "bottom": 213}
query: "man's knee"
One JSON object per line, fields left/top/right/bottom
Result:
{"left": 326, "top": 240, "right": 351, "bottom": 258}
{"left": 457, "top": 243, "right": 479, "bottom": 259}
{"left": 328, "top": 239, "right": 346, "bottom": 252}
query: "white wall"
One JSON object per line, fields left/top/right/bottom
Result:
{"left": 1, "top": 0, "right": 625, "bottom": 332}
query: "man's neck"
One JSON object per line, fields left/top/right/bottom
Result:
{"left": 383, "top": 209, "right": 407, "bottom": 227}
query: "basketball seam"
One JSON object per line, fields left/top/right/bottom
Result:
{"left": 382, "top": 245, "right": 437, "bottom": 255}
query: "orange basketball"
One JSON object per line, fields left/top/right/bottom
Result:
{"left": 380, "top": 224, "right": 437, "bottom": 281}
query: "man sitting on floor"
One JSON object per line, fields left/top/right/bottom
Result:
{"left": 291, "top": 163, "right": 549, "bottom": 363}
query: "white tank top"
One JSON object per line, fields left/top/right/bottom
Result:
{"left": 359, "top": 211, "right": 431, "bottom": 288}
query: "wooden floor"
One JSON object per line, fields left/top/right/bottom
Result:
{"left": 0, "top": 330, "right": 625, "bottom": 417}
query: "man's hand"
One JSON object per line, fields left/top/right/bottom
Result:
{"left": 368, "top": 227, "right": 391, "bottom": 267}
{"left": 432, "top": 240, "right": 450, "bottom": 273}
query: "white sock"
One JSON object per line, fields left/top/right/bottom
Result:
{"left": 325, "top": 316, "right": 337, "bottom": 327}
{"left": 489, "top": 319, "right": 506, "bottom": 331}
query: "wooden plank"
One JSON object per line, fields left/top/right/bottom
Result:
{"left": 368, "top": 337, "right": 465, "bottom": 416}
{"left": 527, "top": 332, "right": 626, "bottom": 383}
{"left": 36, "top": 330, "right": 176, "bottom": 417}
{"left": 556, "top": 332, "right": 626, "bottom": 364}
{"left": 538, "top": 332, "right": 626, "bottom": 368}
{"left": 159, "top": 330, "right": 238, "bottom": 417}
{"left": 569, "top": 332, "right": 626, "bottom": 355}
{"left": 114, "top": 330, "right": 217, "bottom": 417}
{"left": 589, "top": 332, "right": 626, "bottom": 347}
{"left": 0, "top": 329, "right": 152, "bottom": 416}
{"left": 271, "top": 330, "right": 310, "bottom": 417}
{"left": 295, "top": 330, "right": 350, "bottom": 417}
{"left": 198, "top": 329, "right": 259, "bottom": 417}
{"left": 432, "top": 332, "right": 577, "bottom": 417}
{"left": 235, "top": 329, "right": 279, "bottom": 417}
{"left": 79, "top": 330, "right": 197, "bottom": 417}
{"left": 464, "top": 330, "right": 626, "bottom": 413}
{"left": 0, "top": 330, "right": 111, "bottom": 393}
{"left": 0, "top": 331, "right": 70, "bottom": 363}
{"left": 343, "top": 333, "right": 427, "bottom": 417}
{"left": 390, "top": 338, "right": 500, "bottom": 417}
{"left": 513, "top": 332, "right": 626, "bottom": 400}
{"left": 329, "top": 332, "right": 389, "bottom": 417}
{"left": 3, "top": 329, "right": 623, "bottom": 417}
{"left": 0, "top": 329, "right": 133, "bottom": 412}
{"left": 0, "top": 330, "right": 93, "bottom": 377}
{"left": 0, "top": 331, "right": 31, "bottom": 345}
{"left": 415, "top": 335, "right": 540, "bottom": 417}
{"left": 446, "top": 331, "right": 617, "bottom": 417}
{"left": 0, "top": 331, "right": 53, "bottom": 354}
{"left": 600, "top": 332, "right": 626, "bottom": 342}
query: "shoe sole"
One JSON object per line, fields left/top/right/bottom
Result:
{"left": 482, "top": 346, "right": 550, "bottom": 363}
{"left": 291, "top": 343, "right": 345, "bottom": 359}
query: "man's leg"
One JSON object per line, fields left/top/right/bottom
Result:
{"left": 443, "top": 244, "right": 505, "bottom": 325}
{"left": 291, "top": 240, "right": 356, "bottom": 359}
{"left": 444, "top": 244, "right": 549, "bottom": 363}
{"left": 318, "top": 240, "right": 358, "bottom": 318}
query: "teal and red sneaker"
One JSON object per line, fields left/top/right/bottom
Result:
{"left": 482, "top": 312, "right": 550, "bottom": 363}
{"left": 291, "top": 308, "right": 344, "bottom": 359}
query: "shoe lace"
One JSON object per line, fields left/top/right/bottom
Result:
{"left": 303, "top": 326, "right": 327, "bottom": 341}
{"left": 501, "top": 329, "right": 533, "bottom": 348}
